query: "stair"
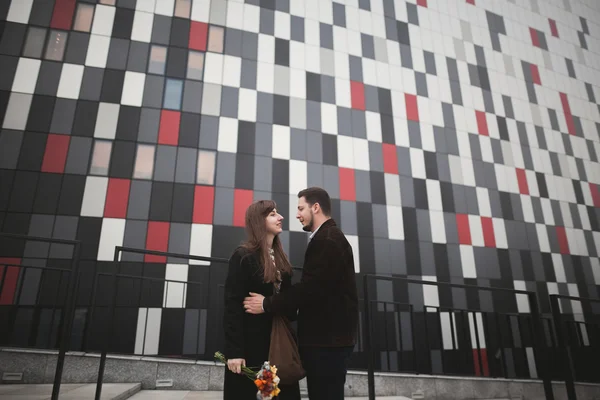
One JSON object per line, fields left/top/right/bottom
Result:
{"left": 0, "top": 383, "right": 141, "bottom": 400}
{"left": 127, "top": 392, "right": 412, "bottom": 400}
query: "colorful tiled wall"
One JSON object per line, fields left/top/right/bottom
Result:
{"left": 1, "top": 0, "right": 599, "bottom": 377}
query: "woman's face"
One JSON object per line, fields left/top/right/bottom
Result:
{"left": 265, "top": 208, "right": 284, "bottom": 236}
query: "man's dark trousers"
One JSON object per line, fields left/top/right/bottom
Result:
{"left": 300, "top": 346, "right": 354, "bottom": 400}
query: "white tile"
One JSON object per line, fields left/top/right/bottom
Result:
{"left": 513, "top": 280, "right": 530, "bottom": 313}
{"left": 353, "top": 138, "right": 370, "bottom": 171}
{"left": 94, "top": 103, "right": 120, "bottom": 139}
{"left": 91, "top": 5, "right": 116, "bottom": 36}
{"left": 461, "top": 157, "right": 476, "bottom": 187}
{"left": 459, "top": 245, "right": 476, "bottom": 278}
{"left": 290, "top": 41, "right": 306, "bottom": 71}
{"left": 238, "top": 88, "right": 257, "bottom": 122}
{"left": 135, "top": 308, "right": 162, "bottom": 355}
{"left": 333, "top": 27, "right": 348, "bottom": 55}
{"left": 468, "top": 215, "right": 484, "bottom": 247}
{"left": 57, "top": 64, "right": 84, "bottom": 99}
{"left": 321, "top": 103, "right": 338, "bottom": 135}
{"left": 137, "top": 0, "right": 156, "bottom": 12}
{"left": 243, "top": 3, "right": 260, "bottom": 33}
{"left": 420, "top": 124, "right": 436, "bottom": 153}
{"left": 163, "top": 264, "right": 189, "bottom": 308}
{"left": 422, "top": 276, "right": 440, "bottom": 308}
{"left": 387, "top": 205, "right": 404, "bottom": 240}
{"left": 365, "top": 111, "right": 382, "bottom": 143}
{"left": 384, "top": 173, "right": 401, "bottom": 207}
{"left": 121, "top": 72, "right": 146, "bottom": 107}
{"left": 335, "top": 77, "right": 351, "bottom": 108}
{"left": 430, "top": 210, "right": 446, "bottom": 244}
{"left": 440, "top": 312, "right": 458, "bottom": 350}
{"left": 203, "top": 53, "right": 224, "bottom": 84}
{"left": 12, "top": 58, "right": 41, "bottom": 94}
{"left": 85, "top": 35, "right": 111, "bottom": 68}
{"left": 7, "top": 0, "right": 33, "bottom": 23}
{"left": 274, "top": 11, "right": 291, "bottom": 39}
{"left": 256, "top": 61, "right": 274, "bottom": 93}
{"left": 290, "top": 0, "right": 305, "bottom": 17}
{"left": 520, "top": 195, "right": 535, "bottom": 223}
{"left": 191, "top": 0, "right": 210, "bottom": 22}
{"left": 337, "top": 135, "right": 354, "bottom": 168}
{"left": 492, "top": 218, "right": 508, "bottom": 249}
{"left": 217, "top": 117, "right": 238, "bottom": 153}
{"left": 272, "top": 124, "right": 291, "bottom": 160}
{"left": 222, "top": 55, "right": 242, "bottom": 87}
{"left": 305, "top": 44, "right": 321, "bottom": 73}
{"left": 304, "top": 18, "right": 320, "bottom": 47}
{"left": 289, "top": 160, "right": 308, "bottom": 195}
{"left": 540, "top": 198, "right": 555, "bottom": 225}
{"left": 2, "top": 93, "right": 32, "bottom": 130}
{"left": 97, "top": 218, "right": 126, "bottom": 261}
{"left": 425, "top": 179, "right": 443, "bottom": 211}
{"left": 290, "top": 68, "right": 306, "bottom": 99}
{"left": 258, "top": 33, "right": 275, "bottom": 64}
{"left": 131, "top": 11, "right": 154, "bottom": 42}
{"left": 346, "top": 234, "right": 360, "bottom": 273}
{"left": 155, "top": 0, "right": 175, "bottom": 16}
{"left": 80, "top": 177, "right": 108, "bottom": 217}
{"left": 476, "top": 187, "right": 492, "bottom": 217}
{"left": 590, "top": 258, "right": 600, "bottom": 285}
{"left": 409, "top": 148, "right": 427, "bottom": 180}
{"left": 189, "top": 224, "right": 213, "bottom": 265}
{"left": 226, "top": 1, "right": 244, "bottom": 29}
{"left": 201, "top": 83, "right": 221, "bottom": 116}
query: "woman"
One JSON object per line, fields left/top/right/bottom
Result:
{"left": 222, "top": 200, "right": 301, "bottom": 400}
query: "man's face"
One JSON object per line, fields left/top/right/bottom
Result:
{"left": 296, "top": 196, "right": 314, "bottom": 232}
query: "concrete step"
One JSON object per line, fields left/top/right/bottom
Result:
{"left": 127, "top": 391, "right": 412, "bottom": 400}
{"left": 0, "top": 383, "right": 141, "bottom": 400}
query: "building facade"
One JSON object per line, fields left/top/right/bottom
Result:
{"left": 0, "top": 0, "right": 599, "bottom": 380}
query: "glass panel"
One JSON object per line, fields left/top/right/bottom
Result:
{"left": 197, "top": 150, "right": 216, "bottom": 185}
{"left": 207, "top": 26, "right": 224, "bottom": 53}
{"left": 73, "top": 3, "right": 95, "bottom": 32}
{"left": 23, "top": 27, "right": 47, "bottom": 58}
{"left": 133, "top": 144, "right": 156, "bottom": 179}
{"left": 148, "top": 45, "right": 167, "bottom": 75}
{"left": 45, "top": 30, "right": 68, "bottom": 61}
{"left": 174, "top": 0, "right": 191, "bottom": 18}
{"left": 163, "top": 79, "right": 183, "bottom": 110}
{"left": 187, "top": 51, "right": 205, "bottom": 80}
{"left": 90, "top": 140, "right": 112, "bottom": 176}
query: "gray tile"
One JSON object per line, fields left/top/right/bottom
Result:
{"left": 290, "top": 97, "right": 306, "bottom": 129}
{"left": 127, "top": 180, "right": 151, "bottom": 220}
{"left": 450, "top": 80, "right": 462, "bottom": 105}
{"left": 465, "top": 186, "right": 479, "bottom": 215}
{"left": 385, "top": 16, "right": 398, "bottom": 41}
{"left": 306, "top": 130, "right": 322, "bottom": 163}
{"left": 320, "top": 23, "right": 334, "bottom": 50}
{"left": 400, "top": 44, "right": 413, "bottom": 68}
{"left": 0, "top": 55, "right": 17, "bottom": 91}
{"left": 254, "top": 156, "right": 272, "bottom": 192}
{"left": 142, "top": 75, "right": 165, "bottom": 109}
{"left": 168, "top": 227, "right": 190, "bottom": 263}
{"left": 408, "top": 120, "right": 422, "bottom": 148}
{"left": 201, "top": 83, "right": 221, "bottom": 116}
{"left": 24, "top": 214, "right": 54, "bottom": 258}
{"left": 415, "top": 71, "right": 428, "bottom": 97}
{"left": 64, "top": 137, "right": 92, "bottom": 175}
{"left": 452, "top": 185, "right": 468, "bottom": 214}
{"left": 290, "top": 15, "right": 304, "bottom": 42}
{"left": 320, "top": 48, "right": 335, "bottom": 77}
{"left": 256, "top": 92, "right": 273, "bottom": 123}
{"left": 0, "top": 130, "right": 22, "bottom": 169}
{"left": 436, "top": 153, "right": 451, "bottom": 182}
{"left": 127, "top": 41, "right": 150, "bottom": 73}
{"left": 107, "top": 38, "right": 130, "bottom": 70}
{"left": 397, "top": 147, "right": 412, "bottom": 177}
{"left": 306, "top": 100, "right": 321, "bottom": 132}
{"left": 355, "top": 170, "right": 372, "bottom": 202}
{"left": 399, "top": 176, "right": 415, "bottom": 207}
{"left": 151, "top": 15, "right": 172, "bottom": 45}
{"left": 274, "top": 65, "right": 290, "bottom": 96}
{"left": 242, "top": 32, "right": 258, "bottom": 61}
{"left": 35, "top": 61, "right": 62, "bottom": 96}
{"left": 424, "top": 51, "right": 437, "bottom": 75}
{"left": 219, "top": 86, "right": 238, "bottom": 118}
{"left": 138, "top": 108, "right": 160, "bottom": 144}
{"left": 79, "top": 67, "right": 104, "bottom": 101}
{"left": 240, "top": 59, "right": 257, "bottom": 90}
{"left": 365, "top": 85, "right": 379, "bottom": 112}
{"left": 153, "top": 145, "right": 177, "bottom": 182}
{"left": 406, "top": 2, "right": 419, "bottom": 25}
{"left": 323, "top": 165, "right": 340, "bottom": 198}
{"left": 368, "top": 142, "right": 384, "bottom": 172}
{"left": 49, "top": 216, "right": 79, "bottom": 259}
{"left": 182, "top": 80, "right": 203, "bottom": 114}
{"left": 336, "top": 107, "right": 352, "bottom": 136}
{"left": 361, "top": 33, "right": 375, "bottom": 59}
{"left": 290, "top": 128, "right": 307, "bottom": 161}
{"left": 488, "top": 189, "right": 503, "bottom": 218}
{"left": 340, "top": 200, "right": 358, "bottom": 235}
{"left": 225, "top": 28, "right": 243, "bottom": 58}
{"left": 213, "top": 187, "right": 234, "bottom": 226}
{"left": 333, "top": 2, "right": 346, "bottom": 27}
{"left": 121, "top": 221, "right": 147, "bottom": 262}
{"left": 454, "top": 38, "right": 466, "bottom": 62}
{"left": 419, "top": 241, "right": 435, "bottom": 275}
{"left": 373, "top": 37, "right": 388, "bottom": 63}
{"left": 50, "top": 99, "right": 77, "bottom": 135}
{"left": 64, "top": 32, "right": 89, "bottom": 65}
{"left": 444, "top": 215, "right": 459, "bottom": 245}
{"left": 351, "top": 110, "right": 367, "bottom": 139}
{"left": 349, "top": 55, "right": 363, "bottom": 82}
{"left": 259, "top": 9, "right": 275, "bottom": 35}
{"left": 2, "top": 93, "right": 32, "bottom": 131}
{"left": 175, "top": 147, "right": 197, "bottom": 184}
{"left": 215, "top": 152, "right": 236, "bottom": 188}
{"left": 307, "top": 162, "right": 324, "bottom": 188}
{"left": 255, "top": 122, "right": 272, "bottom": 157}
{"left": 320, "top": 75, "right": 336, "bottom": 104}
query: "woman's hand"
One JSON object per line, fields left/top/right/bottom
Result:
{"left": 227, "top": 358, "right": 246, "bottom": 374}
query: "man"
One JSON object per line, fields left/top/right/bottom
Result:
{"left": 243, "top": 187, "right": 359, "bottom": 400}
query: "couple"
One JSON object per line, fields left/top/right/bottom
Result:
{"left": 222, "top": 187, "right": 359, "bottom": 400}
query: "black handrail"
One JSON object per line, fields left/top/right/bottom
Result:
{"left": 549, "top": 294, "right": 600, "bottom": 400}
{"left": 362, "top": 274, "right": 554, "bottom": 400}
{"left": 0, "top": 232, "right": 81, "bottom": 400}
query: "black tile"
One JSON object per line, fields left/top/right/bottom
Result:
{"left": 424, "top": 151, "right": 438, "bottom": 180}
{"left": 26, "top": 95, "right": 56, "bottom": 133}
{"left": 370, "top": 171, "right": 386, "bottom": 204}
{"left": 234, "top": 153, "right": 254, "bottom": 190}
{"left": 165, "top": 46, "right": 187, "bottom": 79}
{"left": 109, "top": 140, "right": 136, "bottom": 178}
{"left": 0, "top": 90, "right": 8, "bottom": 127}
{"left": 158, "top": 308, "right": 185, "bottom": 355}
{"left": 402, "top": 207, "right": 419, "bottom": 242}
{"left": 0, "top": 170, "right": 14, "bottom": 211}
{"left": 397, "top": 21, "right": 410, "bottom": 46}
{"left": 0, "top": 55, "right": 18, "bottom": 91}
{"left": 57, "top": 175, "right": 86, "bottom": 216}
{"left": 29, "top": 0, "right": 54, "bottom": 26}
{"left": 306, "top": 72, "right": 321, "bottom": 102}
{"left": 380, "top": 114, "right": 395, "bottom": 144}
{"left": 499, "top": 191, "right": 513, "bottom": 220}
{"left": 565, "top": 58, "right": 576, "bottom": 78}
{"left": 440, "top": 182, "right": 455, "bottom": 212}
{"left": 273, "top": 94, "right": 289, "bottom": 126}
{"left": 64, "top": 32, "right": 90, "bottom": 65}
{"left": 548, "top": 108, "right": 560, "bottom": 131}
{"left": 272, "top": 158, "right": 289, "bottom": 194}
{"left": 100, "top": 69, "right": 126, "bottom": 103}
{"left": 0, "top": 23, "right": 27, "bottom": 56}
{"left": 275, "top": 38, "right": 289, "bottom": 66}
{"left": 170, "top": 17, "right": 190, "bottom": 48}
{"left": 72, "top": 101, "right": 98, "bottom": 138}
{"left": 8, "top": 171, "right": 38, "bottom": 213}
{"left": 112, "top": 8, "right": 135, "bottom": 39}
{"left": 17, "top": 132, "right": 47, "bottom": 171}
{"left": 0, "top": 1, "right": 7, "bottom": 21}
{"left": 150, "top": 182, "right": 173, "bottom": 221}
{"left": 477, "top": 66, "right": 491, "bottom": 91}
{"left": 33, "top": 173, "right": 62, "bottom": 214}
{"left": 585, "top": 82, "right": 596, "bottom": 103}
{"left": 35, "top": 61, "right": 63, "bottom": 96}
{"left": 127, "top": 41, "right": 149, "bottom": 73}
{"left": 179, "top": 112, "right": 200, "bottom": 148}
{"left": 497, "top": 116, "right": 509, "bottom": 141}
{"left": 536, "top": 172, "right": 548, "bottom": 198}
{"left": 237, "top": 121, "right": 255, "bottom": 155}
{"left": 79, "top": 67, "right": 104, "bottom": 101}
{"left": 442, "top": 103, "right": 455, "bottom": 128}
{"left": 171, "top": 183, "right": 194, "bottom": 223}
{"left": 116, "top": 106, "right": 141, "bottom": 141}
{"left": 356, "top": 202, "right": 373, "bottom": 237}
{"left": 414, "top": 179, "right": 428, "bottom": 210}
{"left": 322, "top": 134, "right": 337, "bottom": 165}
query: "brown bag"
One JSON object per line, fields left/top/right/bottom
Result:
{"left": 268, "top": 315, "right": 306, "bottom": 384}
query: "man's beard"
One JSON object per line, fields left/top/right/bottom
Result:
{"left": 302, "top": 212, "right": 314, "bottom": 232}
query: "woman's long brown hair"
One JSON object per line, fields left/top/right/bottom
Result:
{"left": 241, "top": 200, "right": 293, "bottom": 283}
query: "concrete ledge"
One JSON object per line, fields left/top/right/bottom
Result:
{"left": 2, "top": 348, "right": 600, "bottom": 399}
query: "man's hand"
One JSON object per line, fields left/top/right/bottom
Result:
{"left": 227, "top": 358, "right": 246, "bottom": 374}
{"left": 243, "top": 292, "right": 265, "bottom": 314}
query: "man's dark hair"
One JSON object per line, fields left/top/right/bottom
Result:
{"left": 298, "top": 187, "right": 331, "bottom": 216}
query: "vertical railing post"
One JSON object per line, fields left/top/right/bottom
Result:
{"left": 363, "top": 275, "right": 375, "bottom": 400}
{"left": 550, "top": 295, "right": 577, "bottom": 400}
{"left": 528, "top": 292, "right": 554, "bottom": 400}
{"left": 51, "top": 242, "right": 81, "bottom": 400}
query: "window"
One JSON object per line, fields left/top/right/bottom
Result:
{"left": 23, "top": 27, "right": 47, "bottom": 58}
{"left": 197, "top": 150, "right": 216, "bottom": 185}
{"left": 73, "top": 3, "right": 95, "bottom": 32}
{"left": 90, "top": 140, "right": 112, "bottom": 175}
{"left": 174, "top": 0, "right": 191, "bottom": 18}
{"left": 44, "top": 30, "right": 68, "bottom": 61}
{"left": 133, "top": 144, "right": 155, "bottom": 179}
{"left": 148, "top": 45, "right": 167, "bottom": 75}
{"left": 187, "top": 51, "right": 205, "bottom": 80}
{"left": 163, "top": 79, "right": 183, "bottom": 110}
{"left": 207, "top": 26, "right": 224, "bottom": 53}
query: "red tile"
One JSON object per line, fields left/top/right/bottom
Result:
{"left": 104, "top": 178, "right": 131, "bottom": 219}
{"left": 350, "top": 81, "right": 365, "bottom": 110}
{"left": 516, "top": 168, "right": 529, "bottom": 195}
{"left": 41, "top": 134, "right": 70, "bottom": 173}
{"left": 556, "top": 226, "right": 570, "bottom": 255}
{"left": 51, "top": 0, "right": 76, "bottom": 30}
{"left": 473, "top": 349, "right": 490, "bottom": 377}
{"left": 0, "top": 258, "right": 21, "bottom": 306}
{"left": 466, "top": 0, "right": 475, "bottom": 4}
{"left": 530, "top": 64, "right": 541, "bottom": 85}
{"left": 475, "top": 111, "right": 488, "bottom": 136}
{"left": 549, "top": 19, "right": 559, "bottom": 37}
{"left": 481, "top": 217, "right": 496, "bottom": 248}
{"left": 405, "top": 94, "right": 419, "bottom": 122}
{"left": 589, "top": 183, "right": 600, "bottom": 207}
{"left": 339, "top": 168, "right": 356, "bottom": 201}
{"left": 456, "top": 214, "right": 472, "bottom": 245}
{"left": 382, "top": 144, "right": 399, "bottom": 174}
{"left": 417, "top": 0, "right": 427, "bottom": 6}
{"left": 530, "top": 28, "right": 540, "bottom": 47}
{"left": 193, "top": 185, "right": 215, "bottom": 224}
{"left": 158, "top": 110, "right": 181, "bottom": 145}
{"left": 145, "top": 221, "right": 170, "bottom": 263}
{"left": 233, "top": 189, "right": 254, "bottom": 227}
{"left": 189, "top": 21, "right": 209, "bottom": 51}
{"left": 559, "top": 92, "right": 576, "bottom": 136}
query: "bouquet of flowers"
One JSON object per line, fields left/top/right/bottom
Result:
{"left": 215, "top": 352, "right": 281, "bottom": 399}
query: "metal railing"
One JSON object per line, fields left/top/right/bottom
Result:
{"left": 362, "top": 274, "right": 555, "bottom": 400}
{"left": 0, "top": 233, "right": 81, "bottom": 400}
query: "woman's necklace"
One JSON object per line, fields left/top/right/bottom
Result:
{"left": 269, "top": 248, "right": 282, "bottom": 294}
